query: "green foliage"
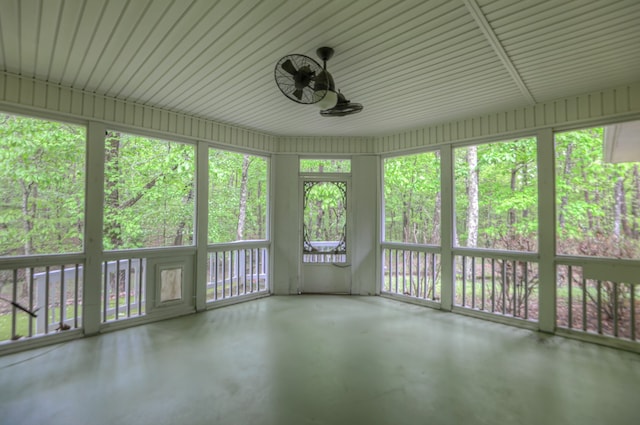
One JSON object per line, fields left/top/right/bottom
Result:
{"left": 454, "top": 138, "right": 538, "bottom": 250}
{"left": 303, "top": 181, "right": 346, "bottom": 242}
{"left": 299, "top": 159, "right": 350, "bottom": 173}
{"left": 0, "top": 113, "right": 85, "bottom": 256}
{"left": 555, "top": 128, "right": 640, "bottom": 257}
{"left": 103, "top": 132, "right": 196, "bottom": 250}
{"left": 208, "top": 149, "right": 267, "bottom": 242}
{"left": 384, "top": 152, "right": 441, "bottom": 244}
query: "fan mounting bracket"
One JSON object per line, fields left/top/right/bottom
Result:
{"left": 316, "top": 47, "right": 334, "bottom": 63}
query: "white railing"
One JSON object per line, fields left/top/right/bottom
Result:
{"left": 101, "top": 257, "right": 146, "bottom": 323}
{"left": 556, "top": 258, "right": 638, "bottom": 342}
{"left": 303, "top": 240, "right": 347, "bottom": 263}
{"left": 0, "top": 255, "right": 84, "bottom": 342}
{"left": 453, "top": 249, "right": 539, "bottom": 322}
{"left": 381, "top": 243, "right": 441, "bottom": 302}
{"left": 207, "top": 241, "right": 269, "bottom": 303}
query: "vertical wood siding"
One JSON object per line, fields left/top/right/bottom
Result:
{"left": 0, "top": 72, "right": 275, "bottom": 153}
{"left": 1, "top": 72, "right": 639, "bottom": 155}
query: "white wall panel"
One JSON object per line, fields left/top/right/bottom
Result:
{"left": 1, "top": 72, "right": 639, "bottom": 155}
{"left": 0, "top": 72, "right": 275, "bottom": 152}
{"left": 376, "top": 81, "right": 640, "bottom": 154}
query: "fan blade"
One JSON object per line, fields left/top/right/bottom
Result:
{"left": 281, "top": 59, "right": 297, "bottom": 75}
{"left": 293, "top": 89, "right": 304, "bottom": 100}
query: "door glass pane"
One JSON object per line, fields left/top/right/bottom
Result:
{"left": 300, "top": 159, "right": 350, "bottom": 173}
{"left": 303, "top": 181, "right": 347, "bottom": 263}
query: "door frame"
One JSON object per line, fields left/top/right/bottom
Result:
{"left": 298, "top": 174, "right": 352, "bottom": 294}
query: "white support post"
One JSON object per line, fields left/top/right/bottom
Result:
{"left": 440, "top": 145, "right": 454, "bottom": 311}
{"left": 83, "top": 121, "right": 106, "bottom": 335}
{"left": 537, "top": 128, "right": 556, "bottom": 333}
{"left": 194, "top": 141, "right": 209, "bottom": 311}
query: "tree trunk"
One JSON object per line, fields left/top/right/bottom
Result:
{"left": 466, "top": 146, "right": 479, "bottom": 247}
{"left": 431, "top": 190, "right": 441, "bottom": 244}
{"left": 236, "top": 155, "right": 251, "bottom": 240}
{"left": 558, "top": 142, "right": 573, "bottom": 231}
{"left": 633, "top": 165, "right": 640, "bottom": 238}
{"left": 509, "top": 168, "right": 517, "bottom": 225}
{"left": 20, "top": 182, "right": 35, "bottom": 256}
{"left": 104, "top": 132, "right": 123, "bottom": 248}
{"left": 613, "top": 175, "right": 624, "bottom": 239}
{"left": 465, "top": 147, "right": 479, "bottom": 282}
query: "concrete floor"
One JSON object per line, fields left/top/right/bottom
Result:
{"left": 1, "top": 295, "right": 639, "bottom": 425}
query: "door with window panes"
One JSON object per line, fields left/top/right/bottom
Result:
{"left": 299, "top": 159, "right": 351, "bottom": 293}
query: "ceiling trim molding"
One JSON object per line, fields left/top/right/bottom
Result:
{"left": 463, "top": 0, "right": 536, "bottom": 105}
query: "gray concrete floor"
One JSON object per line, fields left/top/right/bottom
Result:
{"left": 1, "top": 295, "right": 639, "bottom": 425}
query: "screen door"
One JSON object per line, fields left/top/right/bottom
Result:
{"left": 299, "top": 178, "right": 351, "bottom": 293}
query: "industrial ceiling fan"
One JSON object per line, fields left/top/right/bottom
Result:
{"left": 274, "top": 47, "right": 363, "bottom": 117}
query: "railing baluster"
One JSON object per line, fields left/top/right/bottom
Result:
{"left": 29, "top": 267, "right": 35, "bottom": 336}
{"left": 394, "top": 250, "right": 399, "bottom": 294}
{"left": 60, "top": 264, "right": 66, "bottom": 326}
{"left": 567, "top": 265, "right": 572, "bottom": 329}
{"left": 126, "top": 259, "right": 131, "bottom": 318}
{"left": 45, "top": 266, "right": 50, "bottom": 334}
{"left": 597, "top": 280, "right": 602, "bottom": 334}
{"left": 243, "top": 249, "right": 248, "bottom": 295}
{"left": 214, "top": 252, "right": 219, "bottom": 300}
{"left": 259, "top": 248, "right": 264, "bottom": 291}
{"left": 235, "top": 250, "right": 240, "bottom": 296}
{"left": 408, "top": 251, "right": 413, "bottom": 296}
{"left": 481, "top": 258, "right": 486, "bottom": 310}
{"left": 249, "top": 248, "right": 254, "bottom": 293}
{"left": 431, "top": 253, "right": 436, "bottom": 300}
{"left": 582, "top": 277, "right": 587, "bottom": 332}
{"left": 222, "top": 252, "right": 226, "bottom": 299}
{"left": 417, "top": 252, "right": 422, "bottom": 298}
{"left": 401, "top": 250, "right": 406, "bottom": 295}
{"left": 491, "top": 258, "right": 496, "bottom": 312}
{"left": 501, "top": 261, "right": 506, "bottom": 315}
{"left": 462, "top": 256, "right": 466, "bottom": 307}
{"left": 102, "top": 262, "right": 108, "bottom": 322}
{"left": 74, "top": 264, "right": 79, "bottom": 328}
{"left": 524, "top": 263, "right": 529, "bottom": 320}
{"left": 471, "top": 257, "right": 476, "bottom": 309}
{"left": 512, "top": 260, "right": 517, "bottom": 317}
{"left": 631, "top": 283, "right": 636, "bottom": 341}
{"left": 138, "top": 259, "right": 144, "bottom": 315}
{"left": 613, "top": 282, "right": 618, "bottom": 338}
{"left": 11, "top": 269, "right": 18, "bottom": 340}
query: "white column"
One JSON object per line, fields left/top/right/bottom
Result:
{"left": 83, "top": 121, "right": 106, "bottom": 335}
{"left": 537, "top": 128, "right": 556, "bottom": 332}
{"left": 351, "top": 155, "right": 379, "bottom": 295}
{"left": 440, "top": 144, "right": 454, "bottom": 311}
{"left": 194, "top": 141, "right": 209, "bottom": 311}
{"left": 271, "top": 155, "right": 300, "bottom": 294}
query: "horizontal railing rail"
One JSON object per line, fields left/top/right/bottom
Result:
{"left": 381, "top": 242, "right": 441, "bottom": 253}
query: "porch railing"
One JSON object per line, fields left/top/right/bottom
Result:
{"left": 453, "top": 249, "right": 539, "bottom": 322}
{"left": 207, "top": 242, "right": 269, "bottom": 303}
{"left": 101, "top": 257, "right": 146, "bottom": 323}
{"left": 556, "top": 259, "right": 639, "bottom": 341}
{"left": 381, "top": 243, "right": 441, "bottom": 302}
{"left": 0, "top": 255, "right": 84, "bottom": 342}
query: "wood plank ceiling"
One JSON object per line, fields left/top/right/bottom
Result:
{"left": 1, "top": 0, "right": 639, "bottom": 137}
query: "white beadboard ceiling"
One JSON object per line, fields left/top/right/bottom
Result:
{"left": 0, "top": 0, "right": 639, "bottom": 137}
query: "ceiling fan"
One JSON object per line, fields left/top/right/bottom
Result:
{"left": 274, "top": 47, "right": 363, "bottom": 117}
